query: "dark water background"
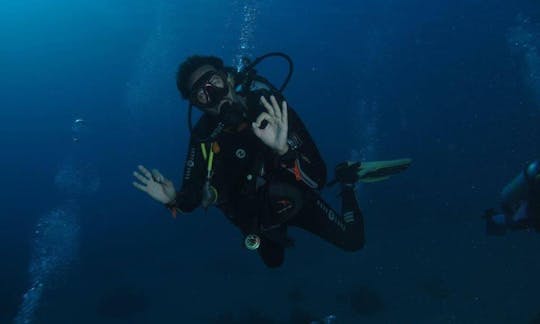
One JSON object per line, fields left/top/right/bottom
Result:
{"left": 1, "top": 0, "right": 540, "bottom": 323}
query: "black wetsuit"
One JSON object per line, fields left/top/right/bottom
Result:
{"left": 170, "top": 90, "right": 365, "bottom": 267}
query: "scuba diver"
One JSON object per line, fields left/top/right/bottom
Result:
{"left": 132, "top": 53, "right": 411, "bottom": 268}
{"left": 484, "top": 160, "right": 540, "bottom": 235}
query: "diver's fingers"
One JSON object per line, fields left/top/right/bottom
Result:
{"left": 260, "top": 96, "right": 276, "bottom": 117}
{"left": 133, "top": 171, "right": 150, "bottom": 185}
{"left": 132, "top": 181, "right": 148, "bottom": 192}
{"left": 163, "top": 178, "right": 173, "bottom": 187}
{"left": 281, "top": 100, "right": 288, "bottom": 124}
{"left": 137, "top": 165, "right": 152, "bottom": 179}
{"left": 254, "top": 112, "right": 275, "bottom": 127}
{"left": 252, "top": 122, "right": 263, "bottom": 138}
{"left": 151, "top": 169, "right": 163, "bottom": 182}
{"left": 270, "top": 95, "right": 281, "bottom": 120}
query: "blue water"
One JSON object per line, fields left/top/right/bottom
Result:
{"left": 1, "top": 0, "right": 540, "bottom": 323}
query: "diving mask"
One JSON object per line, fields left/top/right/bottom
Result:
{"left": 190, "top": 70, "right": 229, "bottom": 109}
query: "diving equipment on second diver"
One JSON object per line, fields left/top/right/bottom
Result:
{"left": 501, "top": 160, "right": 540, "bottom": 215}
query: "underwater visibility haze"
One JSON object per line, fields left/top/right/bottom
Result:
{"left": 1, "top": 0, "right": 540, "bottom": 323}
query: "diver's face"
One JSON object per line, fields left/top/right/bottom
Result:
{"left": 189, "top": 65, "right": 235, "bottom": 116}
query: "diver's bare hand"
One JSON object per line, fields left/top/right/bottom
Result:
{"left": 252, "top": 95, "right": 289, "bottom": 155}
{"left": 132, "top": 165, "right": 176, "bottom": 204}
